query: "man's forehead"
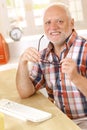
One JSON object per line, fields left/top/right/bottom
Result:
{"left": 43, "top": 3, "right": 71, "bottom": 20}
{"left": 44, "top": 6, "right": 67, "bottom": 17}
{"left": 44, "top": 11, "right": 67, "bottom": 21}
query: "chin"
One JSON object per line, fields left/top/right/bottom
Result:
{"left": 51, "top": 39, "right": 65, "bottom": 45}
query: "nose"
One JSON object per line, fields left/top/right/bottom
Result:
{"left": 50, "top": 21, "right": 59, "bottom": 30}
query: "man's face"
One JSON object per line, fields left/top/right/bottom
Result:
{"left": 43, "top": 6, "right": 74, "bottom": 45}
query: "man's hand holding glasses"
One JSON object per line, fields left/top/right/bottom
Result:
{"left": 21, "top": 35, "right": 61, "bottom": 68}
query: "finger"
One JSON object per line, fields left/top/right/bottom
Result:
{"left": 26, "top": 48, "right": 40, "bottom": 62}
{"left": 26, "top": 53, "right": 39, "bottom": 62}
{"left": 30, "top": 47, "right": 40, "bottom": 57}
{"left": 60, "top": 58, "right": 70, "bottom": 63}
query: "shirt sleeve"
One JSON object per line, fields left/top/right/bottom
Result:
{"left": 29, "top": 63, "right": 54, "bottom": 102}
{"left": 79, "top": 42, "right": 87, "bottom": 77}
{"left": 29, "top": 63, "right": 46, "bottom": 91}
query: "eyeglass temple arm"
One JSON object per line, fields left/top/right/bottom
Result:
{"left": 38, "top": 35, "right": 44, "bottom": 51}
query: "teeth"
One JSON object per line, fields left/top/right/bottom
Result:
{"left": 50, "top": 32, "right": 61, "bottom": 35}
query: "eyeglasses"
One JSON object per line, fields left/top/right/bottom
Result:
{"left": 38, "top": 35, "right": 61, "bottom": 66}
{"left": 40, "top": 58, "right": 61, "bottom": 66}
{"left": 38, "top": 35, "right": 44, "bottom": 52}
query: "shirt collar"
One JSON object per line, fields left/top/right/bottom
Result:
{"left": 66, "top": 29, "right": 77, "bottom": 49}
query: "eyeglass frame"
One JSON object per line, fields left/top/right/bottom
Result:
{"left": 38, "top": 35, "right": 61, "bottom": 66}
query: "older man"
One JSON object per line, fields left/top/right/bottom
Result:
{"left": 16, "top": 3, "right": 87, "bottom": 130}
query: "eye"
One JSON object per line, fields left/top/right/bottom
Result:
{"left": 57, "top": 19, "right": 64, "bottom": 24}
{"left": 45, "top": 20, "right": 51, "bottom": 25}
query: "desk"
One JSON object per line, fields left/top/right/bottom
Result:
{"left": 0, "top": 69, "right": 81, "bottom": 130}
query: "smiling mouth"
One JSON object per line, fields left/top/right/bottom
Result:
{"left": 50, "top": 31, "right": 61, "bottom": 36}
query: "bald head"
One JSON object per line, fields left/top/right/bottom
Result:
{"left": 43, "top": 2, "right": 72, "bottom": 20}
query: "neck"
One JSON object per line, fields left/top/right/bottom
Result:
{"left": 54, "top": 43, "right": 66, "bottom": 57}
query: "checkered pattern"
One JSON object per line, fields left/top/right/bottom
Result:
{"left": 30, "top": 29, "right": 87, "bottom": 119}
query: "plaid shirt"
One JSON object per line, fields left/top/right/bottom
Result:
{"left": 30, "top": 29, "right": 87, "bottom": 119}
